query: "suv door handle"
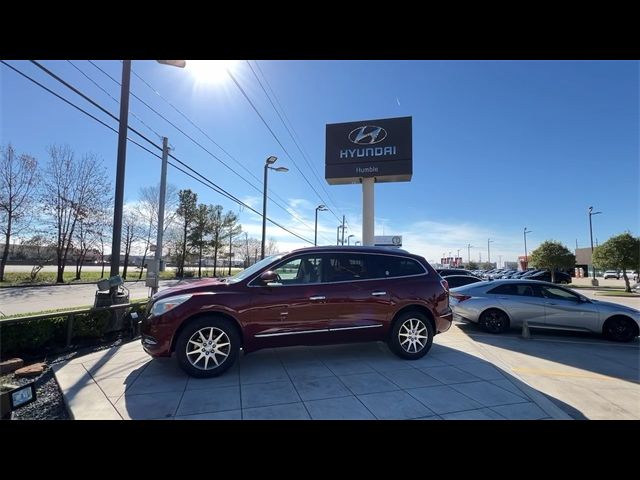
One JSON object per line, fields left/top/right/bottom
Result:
{"left": 371, "top": 291, "right": 387, "bottom": 296}
{"left": 309, "top": 296, "right": 325, "bottom": 301}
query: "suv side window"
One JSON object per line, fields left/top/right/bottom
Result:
{"left": 272, "top": 255, "right": 323, "bottom": 285}
{"left": 488, "top": 283, "right": 543, "bottom": 297}
{"left": 325, "top": 253, "right": 372, "bottom": 282}
{"left": 370, "top": 255, "right": 425, "bottom": 279}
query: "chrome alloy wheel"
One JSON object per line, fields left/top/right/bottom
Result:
{"left": 186, "top": 327, "right": 231, "bottom": 370}
{"left": 398, "top": 318, "right": 429, "bottom": 353}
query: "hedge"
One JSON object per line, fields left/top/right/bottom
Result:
{"left": 0, "top": 302, "right": 148, "bottom": 359}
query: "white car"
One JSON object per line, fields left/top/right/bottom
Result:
{"left": 603, "top": 270, "right": 620, "bottom": 280}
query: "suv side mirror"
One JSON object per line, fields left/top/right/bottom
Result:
{"left": 259, "top": 271, "right": 280, "bottom": 285}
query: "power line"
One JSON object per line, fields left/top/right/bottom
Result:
{"left": 248, "top": 60, "right": 344, "bottom": 222}
{"left": 226, "top": 70, "right": 340, "bottom": 223}
{"left": 67, "top": 60, "right": 163, "bottom": 140}
{"left": 88, "top": 60, "right": 330, "bottom": 243}
{"left": 2, "top": 60, "right": 314, "bottom": 245}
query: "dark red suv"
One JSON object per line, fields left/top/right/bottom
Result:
{"left": 141, "top": 246, "right": 452, "bottom": 377}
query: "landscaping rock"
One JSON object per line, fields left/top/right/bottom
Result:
{"left": 0, "top": 358, "right": 24, "bottom": 374}
{"left": 15, "top": 363, "right": 46, "bottom": 378}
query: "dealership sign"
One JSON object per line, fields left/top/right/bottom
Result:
{"left": 374, "top": 235, "right": 402, "bottom": 247}
{"left": 325, "top": 116, "right": 412, "bottom": 185}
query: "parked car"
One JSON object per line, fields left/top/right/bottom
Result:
{"left": 603, "top": 270, "right": 620, "bottom": 280}
{"left": 526, "top": 270, "right": 572, "bottom": 284}
{"left": 141, "top": 246, "right": 453, "bottom": 377}
{"left": 449, "top": 279, "right": 640, "bottom": 342}
{"left": 436, "top": 268, "right": 476, "bottom": 277}
{"left": 442, "top": 274, "right": 483, "bottom": 288}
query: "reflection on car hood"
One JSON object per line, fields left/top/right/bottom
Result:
{"left": 591, "top": 298, "right": 640, "bottom": 314}
{"left": 152, "top": 278, "right": 228, "bottom": 301}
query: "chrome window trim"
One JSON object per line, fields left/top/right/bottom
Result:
{"left": 247, "top": 251, "right": 428, "bottom": 288}
{"left": 328, "top": 324, "right": 383, "bottom": 332}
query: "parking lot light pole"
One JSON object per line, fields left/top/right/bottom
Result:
{"left": 467, "top": 244, "right": 473, "bottom": 264}
{"left": 347, "top": 234, "right": 355, "bottom": 245}
{"left": 261, "top": 156, "right": 287, "bottom": 259}
{"left": 487, "top": 238, "right": 494, "bottom": 266}
{"left": 524, "top": 228, "right": 532, "bottom": 267}
{"left": 588, "top": 206, "right": 602, "bottom": 284}
{"left": 314, "top": 204, "right": 327, "bottom": 246}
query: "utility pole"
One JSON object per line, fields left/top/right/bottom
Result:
{"left": 149, "top": 137, "right": 169, "bottom": 295}
{"left": 467, "top": 244, "right": 473, "bottom": 264}
{"left": 457, "top": 249, "right": 460, "bottom": 267}
{"left": 228, "top": 228, "right": 233, "bottom": 275}
{"left": 336, "top": 226, "right": 340, "bottom": 245}
{"left": 498, "top": 255, "right": 502, "bottom": 268}
{"left": 110, "top": 60, "right": 132, "bottom": 290}
{"left": 341, "top": 215, "right": 346, "bottom": 246}
{"left": 487, "top": 238, "right": 494, "bottom": 266}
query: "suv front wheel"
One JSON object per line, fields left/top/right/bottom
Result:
{"left": 175, "top": 316, "right": 240, "bottom": 378}
{"left": 388, "top": 311, "right": 434, "bottom": 359}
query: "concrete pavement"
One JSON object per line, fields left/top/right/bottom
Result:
{"left": 52, "top": 326, "right": 571, "bottom": 420}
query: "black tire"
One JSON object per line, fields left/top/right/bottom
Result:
{"left": 480, "top": 309, "right": 510, "bottom": 334}
{"left": 175, "top": 316, "right": 240, "bottom": 378}
{"left": 603, "top": 316, "right": 639, "bottom": 343}
{"left": 388, "top": 311, "right": 434, "bottom": 359}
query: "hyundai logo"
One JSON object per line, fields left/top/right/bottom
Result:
{"left": 348, "top": 125, "right": 387, "bottom": 145}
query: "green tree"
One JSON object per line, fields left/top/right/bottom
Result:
{"left": 529, "top": 240, "right": 575, "bottom": 283}
{"left": 467, "top": 261, "right": 478, "bottom": 270}
{"left": 176, "top": 189, "right": 198, "bottom": 277}
{"left": 188, "top": 204, "right": 213, "bottom": 277}
{"left": 592, "top": 232, "right": 640, "bottom": 292}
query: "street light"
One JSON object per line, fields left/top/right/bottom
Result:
{"left": 524, "top": 228, "right": 532, "bottom": 266}
{"left": 467, "top": 243, "right": 473, "bottom": 264}
{"left": 347, "top": 234, "right": 355, "bottom": 245}
{"left": 261, "top": 156, "right": 288, "bottom": 259}
{"left": 487, "top": 238, "right": 494, "bottom": 266}
{"left": 314, "top": 204, "right": 327, "bottom": 246}
{"left": 355, "top": 241, "right": 361, "bottom": 246}
{"left": 588, "top": 206, "right": 602, "bottom": 282}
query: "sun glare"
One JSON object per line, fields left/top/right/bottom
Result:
{"left": 186, "top": 60, "right": 238, "bottom": 84}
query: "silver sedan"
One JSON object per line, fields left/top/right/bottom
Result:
{"left": 449, "top": 279, "right": 640, "bottom": 342}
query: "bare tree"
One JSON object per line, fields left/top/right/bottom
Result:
{"left": 20, "top": 234, "right": 53, "bottom": 282}
{"left": 90, "top": 208, "right": 112, "bottom": 279}
{"left": 40, "top": 145, "right": 110, "bottom": 283}
{"left": 0, "top": 144, "right": 39, "bottom": 281}
{"left": 266, "top": 237, "right": 279, "bottom": 255}
{"left": 135, "top": 183, "right": 178, "bottom": 279}
{"left": 227, "top": 220, "right": 242, "bottom": 275}
{"left": 121, "top": 208, "right": 141, "bottom": 280}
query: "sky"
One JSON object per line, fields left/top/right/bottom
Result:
{"left": 1, "top": 60, "right": 638, "bottom": 266}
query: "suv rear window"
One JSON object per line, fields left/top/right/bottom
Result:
{"left": 371, "top": 255, "right": 425, "bottom": 278}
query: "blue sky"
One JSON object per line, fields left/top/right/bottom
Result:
{"left": 1, "top": 60, "right": 638, "bottom": 265}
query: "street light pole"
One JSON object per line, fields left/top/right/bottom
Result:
{"left": 588, "top": 206, "right": 602, "bottom": 283}
{"left": 110, "top": 60, "right": 132, "bottom": 285}
{"left": 314, "top": 204, "right": 327, "bottom": 246}
{"left": 467, "top": 243, "right": 473, "bottom": 264}
{"left": 487, "top": 238, "right": 494, "bottom": 266}
{"left": 261, "top": 156, "right": 287, "bottom": 259}
{"left": 150, "top": 137, "right": 169, "bottom": 295}
{"left": 524, "top": 227, "right": 532, "bottom": 267}
{"left": 348, "top": 234, "right": 355, "bottom": 245}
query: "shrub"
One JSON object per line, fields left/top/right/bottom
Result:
{"left": 0, "top": 302, "right": 148, "bottom": 359}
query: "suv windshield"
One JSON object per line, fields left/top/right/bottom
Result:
{"left": 227, "top": 254, "right": 284, "bottom": 284}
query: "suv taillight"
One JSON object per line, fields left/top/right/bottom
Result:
{"left": 440, "top": 279, "right": 449, "bottom": 292}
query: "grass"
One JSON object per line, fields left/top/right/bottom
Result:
{"left": 0, "top": 269, "right": 192, "bottom": 286}
{"left": 0, "top": 298, "right": 149, "bottom": 321}
{"left": 594, "top": 290, "right": 640, "bottom": 297}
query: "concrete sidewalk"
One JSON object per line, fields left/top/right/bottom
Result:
{"left": 51, "top": 325, "right": 570, "bottom": 420}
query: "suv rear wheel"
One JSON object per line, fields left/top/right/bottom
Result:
{"left": 388, "top": 311, "right": 434, "bottom": 359}
{"left": 176, "top": 316, "right": 240, "bottom": 378}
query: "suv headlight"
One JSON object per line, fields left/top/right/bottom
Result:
{"left": 150, "top": 294, "right": 192, "bottom": 317}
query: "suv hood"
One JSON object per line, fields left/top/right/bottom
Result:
{"left": 152, "top": 278, "right": 228, "bottom": 302}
